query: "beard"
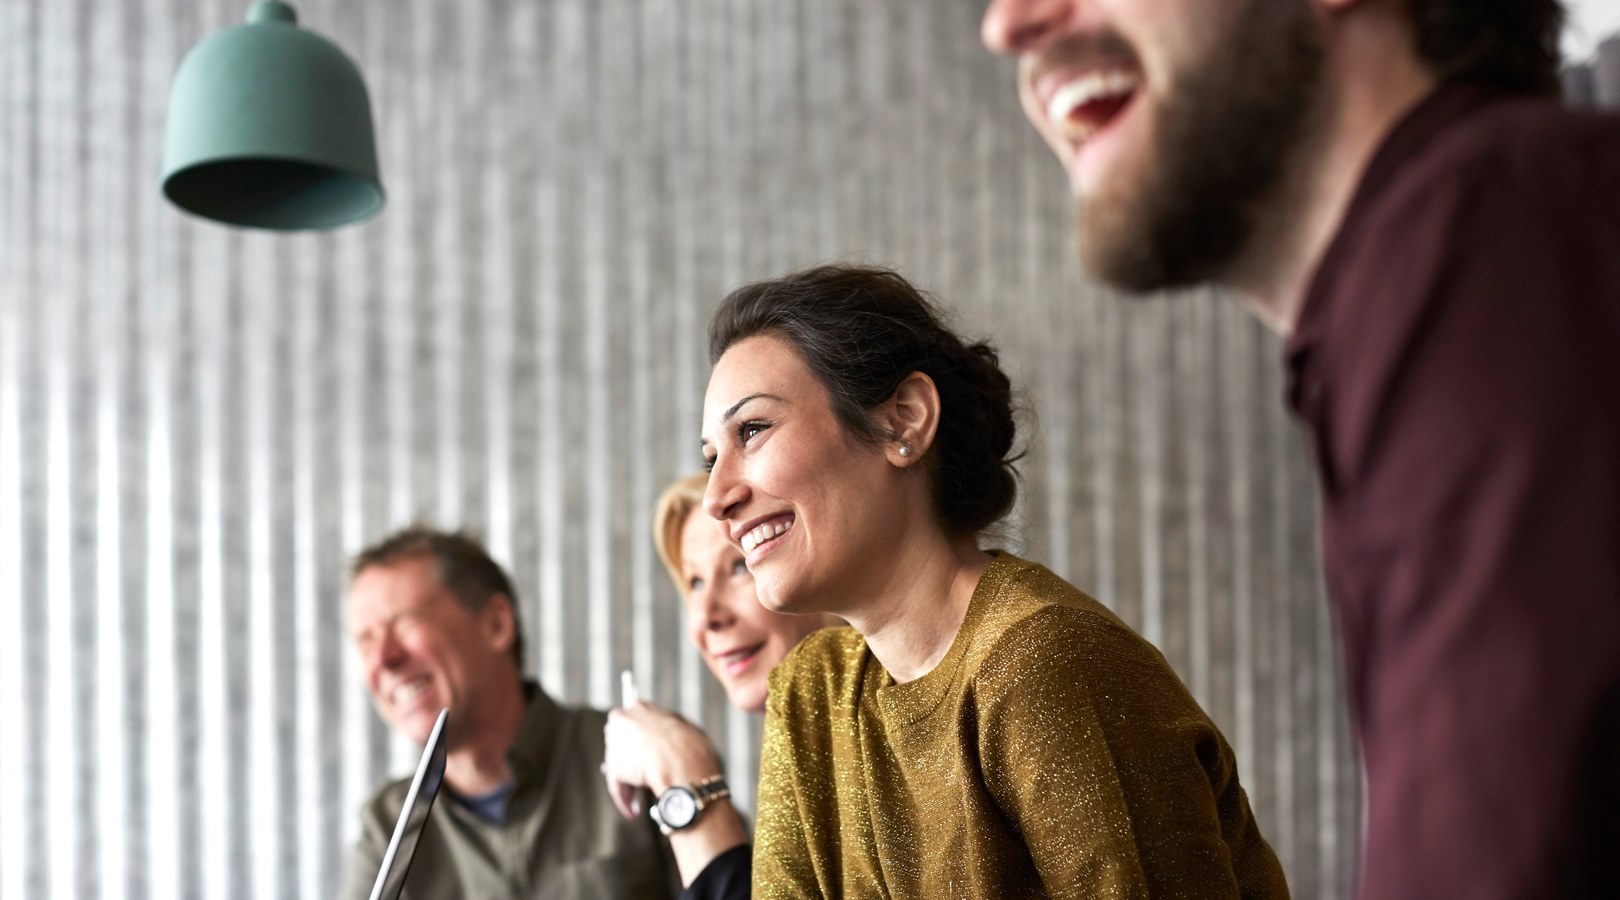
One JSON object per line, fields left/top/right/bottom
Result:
{"left": 1080, "top": 2, "right": 1325, "bottom": 293}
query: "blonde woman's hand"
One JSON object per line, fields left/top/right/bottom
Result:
{"left": 602, "top": 701, "right": 723, "bottom": 821}
{"left": 603, "top": 701, "right": 750, "bottom": 887}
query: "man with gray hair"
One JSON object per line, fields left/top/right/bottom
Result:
{"left": 339, "top": 526, "right": 674, "bottom": 898}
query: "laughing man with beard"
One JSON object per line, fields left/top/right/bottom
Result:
{"left": 982, "top": 1, "right": 1620, "bottom": 897}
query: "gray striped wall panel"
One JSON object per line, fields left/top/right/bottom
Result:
{"left": 0, "top": 1, "right": 1360, "bottom": 897}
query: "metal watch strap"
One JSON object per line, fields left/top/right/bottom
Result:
{"left": 690, "top": 774, "right": 730, "bottom": 808}
{"left": 650, "top": 774, "right": 730, "bottom": 834}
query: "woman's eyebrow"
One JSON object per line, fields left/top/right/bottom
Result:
{"left": 701, "top": 392, "right": 786, "bottom": 449}
{"left": 721, "top": 392, "right": 784, "bottom": 424}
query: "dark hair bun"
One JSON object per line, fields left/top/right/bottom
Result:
{"left": 933, "top": 339, "right": 1019, "bottom": 533}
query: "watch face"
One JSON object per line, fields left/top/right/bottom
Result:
{"left": 658, "top": 787, "right": 698, "bottom": 829}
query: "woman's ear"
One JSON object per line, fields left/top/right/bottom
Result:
{"left": 881, "top": 371, "right": 941, "bottom": 467}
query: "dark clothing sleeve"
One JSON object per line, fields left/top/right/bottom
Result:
{"left": 1288, "top": 83, "right": 1620, "bottom": 900}
{"left": 680, "top": 844, "right": 751, "bottom": 900}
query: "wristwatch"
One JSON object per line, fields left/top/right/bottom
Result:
{"left": 649, "top": 774, "right": 730, "bottom": 835}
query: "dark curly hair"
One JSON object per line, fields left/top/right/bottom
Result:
{"left": 1410, "top": 0, "right": 1564, "bottom": 94}
{"left": 709, "top": 264, "right": 1022, "bottom": 536}
{"left": 350, "top": 525, "right": 525, "bottom": 671}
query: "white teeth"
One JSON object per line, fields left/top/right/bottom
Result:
{"left": 1046, "top": 69, "right": 1139, "bottom": 140}
{"left": 740, "top": 518, "right": 793, "bottom": 553}
{"left": 390, "top": 678, "right": 426, "bottom": 707}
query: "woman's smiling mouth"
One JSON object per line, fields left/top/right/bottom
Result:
{"left": 714, "top": 642, "right": 765, "bottom": 677}
{"left": 738, "top": 514, "right": 795, "bottom": 555}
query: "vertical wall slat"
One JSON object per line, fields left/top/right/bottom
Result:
{"left": 242, "top": 235, "right": 275, "bottom": 900}
{"left": 92, "top": 0, "right": 131, "bottom": 890}
{"left": 291, "top": 233, "right": 321, "bottom": 900}
{"left": 0, "top": 5, "right": 32, "bottom": 896}
{"left": 140, "top": 213, "right": 176, "bottom": 900}
{"left": 41, "top": 3, "right": 79, "bottom": 898}
{"left": 192, "top": 200, "right": 232, "bottom": 900}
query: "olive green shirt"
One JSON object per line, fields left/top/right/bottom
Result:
{"left": 753, "top": 554, "right": 1288, "bottom": 899}
{"left": 340, "top": 682, "right": 676, "bottom": 900}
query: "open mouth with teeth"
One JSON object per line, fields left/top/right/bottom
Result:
{"left": 739, "top": 514, "right": 795, "bottom": 556}
{"left": 1047, "top": 69, "right": 1140, "bottom": 144}
{"left": 388, "top": 675, "right": 434, "bottom": 712}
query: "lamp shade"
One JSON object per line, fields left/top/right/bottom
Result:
{"left": 162, "top": 0, "right": 384, "bottom": 230}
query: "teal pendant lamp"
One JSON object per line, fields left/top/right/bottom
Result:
{"left": 162, "top": 0, "right": 384, "bottom": 230}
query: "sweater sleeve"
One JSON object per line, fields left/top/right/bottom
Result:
{"left": 975, "top": 608, "right": 1287, "bottom": 900}
{"left": 680, "top": 843, "right": 752, "bottom": 900}
{"left": 748, "top": 658, "right": 824, "bottom": 899}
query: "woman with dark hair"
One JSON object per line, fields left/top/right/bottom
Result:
{"left": 699, "top": 264, "right": 1288, "bottom": 898}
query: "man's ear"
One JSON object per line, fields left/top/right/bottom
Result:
{"left": 880, "top": 371, "right": 941, "bottom": 467}
{"left": 483, "top": 594, "right": 517, "bottom": 656}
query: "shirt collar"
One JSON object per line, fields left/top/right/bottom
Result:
{"left": 505, "top": 680, "right": 562, "bottom": 784}
{"left": 1286, "top": 79, "right": 1500, "bottom": 403}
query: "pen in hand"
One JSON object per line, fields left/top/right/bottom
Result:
{"left": 611, "top": 669, "right": 648, "bottom": 817}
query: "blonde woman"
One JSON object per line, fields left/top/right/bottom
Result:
{"left": 602, "top": 474, "right": 834, "bottom": 899}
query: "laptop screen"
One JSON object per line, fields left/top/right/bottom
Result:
{"left": 367, "top": 708, "right": 450, "bottom": 900}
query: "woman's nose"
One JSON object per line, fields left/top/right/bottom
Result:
{"left": 703, "top": 455, "right": 748, "bottom": 523}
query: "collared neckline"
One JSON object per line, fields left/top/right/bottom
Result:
{"left": 505, "top": 679, "right": 562, "bottom": 786}
{"left": 1286, "top": 80, "right": 1499, "bottom": 412}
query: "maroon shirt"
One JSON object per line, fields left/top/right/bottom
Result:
{"left": 1289, "top": 83, "right": 1620, "bottom": 899}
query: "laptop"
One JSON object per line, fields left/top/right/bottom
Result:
{"left": 367, "top": 708, "right": 451, "bottom": 900}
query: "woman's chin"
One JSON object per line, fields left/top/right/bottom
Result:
{"left": 726, "top": 681, "right": 769, "bottom": 715}
{"left": 757, "top": 580, "right": 814, "bottom": 617}
{"left": 754, "top": 582, "right": 791, "bottom": 613}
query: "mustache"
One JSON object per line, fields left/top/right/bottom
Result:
{"left": 1026, "top": 29, "right": 1139, "bottom": 86}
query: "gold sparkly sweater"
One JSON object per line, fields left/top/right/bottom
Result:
{"left": 752, "top": 553, "right": 1289, "bottom": 899}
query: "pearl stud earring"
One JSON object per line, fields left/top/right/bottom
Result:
{"left": 899, "top": 444, "right": 912, "bottom": 458}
